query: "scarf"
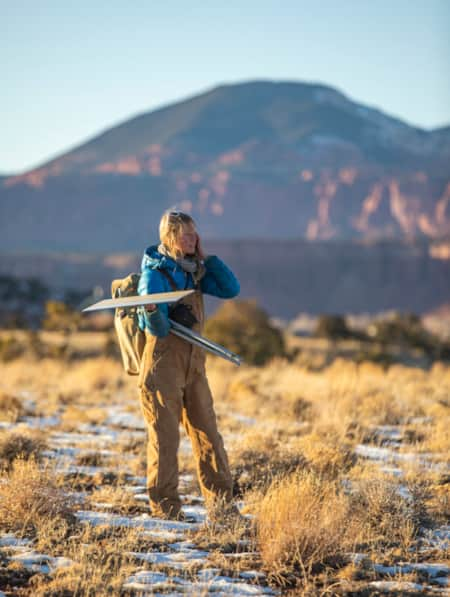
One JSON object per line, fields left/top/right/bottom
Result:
{"left": 157, "top": 243, "right": 206, "bottom": 285}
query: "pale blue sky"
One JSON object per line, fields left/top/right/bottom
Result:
{"left": 2, "top": 0, "right": 449, "bottom": 174}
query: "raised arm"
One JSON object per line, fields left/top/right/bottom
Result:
{"left": 200, "top": 255, "right": 240, "bottom": 298}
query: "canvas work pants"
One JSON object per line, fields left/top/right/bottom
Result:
{"left": 137, "top": 290, "right": 233, "bottom": 519}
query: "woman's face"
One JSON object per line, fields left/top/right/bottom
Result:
{"left": 176, "top": 224, "right": 197, "bottom": 256}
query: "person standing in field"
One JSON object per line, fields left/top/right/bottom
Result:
{"left": 137, "top": 209, "right": 240, "bottom": 521}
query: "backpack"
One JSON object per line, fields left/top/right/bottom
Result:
{"left": 111, "top": 273, "right": 146, "bottom": 376}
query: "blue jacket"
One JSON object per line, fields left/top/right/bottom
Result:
{"left": 137, "top": 244, "right": 240, "bottom": 337}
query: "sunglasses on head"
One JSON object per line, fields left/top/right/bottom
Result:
{"left": 169, "top": 210, "right": 194, "bottom": 222}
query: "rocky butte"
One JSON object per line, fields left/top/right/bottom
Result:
{"left": 1, "top": 80, "right": 449, "bottom": 316}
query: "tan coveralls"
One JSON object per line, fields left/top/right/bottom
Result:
{"left": 137, "top": 289, "right": 233, "bottom": 518}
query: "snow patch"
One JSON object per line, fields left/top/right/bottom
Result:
{"left": 369, "top": 581, "right": 424, "bottom": 592}
{"left": 0, "top": 534, "right": 32, "bottom": 548}
{"left": 76, "top": 510, "right": 200, "bottom": 532}
{"left": 9, "top": 550, "right": 73, "bottom": 574}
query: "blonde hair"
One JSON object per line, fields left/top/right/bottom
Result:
{"left": 159, "top": 209, "right": 197, "bottom": 259}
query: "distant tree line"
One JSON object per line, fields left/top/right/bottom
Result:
{"left": 314, "top": 312, "right": 450, "bottom": 361}
{"left": 0, "top": 274, "right": 92, "bottom": 330}
{"left": 1, "top": 273, "right": 450, "bottom": 366}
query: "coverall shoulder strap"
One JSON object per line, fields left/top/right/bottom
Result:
{"left": 157, "top": 267, "right": 178, "bottom": 290}
{"left": 157, "top": 267, "right": 196, "bottom": 291}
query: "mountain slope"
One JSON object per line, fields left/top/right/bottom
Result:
{"left": 1, "top": 80, "right": 449, "bottom": 251}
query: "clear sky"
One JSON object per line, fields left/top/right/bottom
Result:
{"left": 2, "top": 0, "right": 449, "bottom": 174}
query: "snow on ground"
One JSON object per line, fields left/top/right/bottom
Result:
{"left": 123, "top": 569, "right": 275, "bottom": 595}
{"left": 1, "top": 405, "right": 449, "bottom": 594}
{"left": 0, "top": 405, "right": 275, "bottom": 595}
{"left": 8, "top": 551, "right": 73, "bottom": 575}
{"left": 354, "top": 443, "right": 445, "bottom": 468}
{"left": 368, "top": 581, "right": 427, "bottom": 593}
{"left": 421, "top": 526, "right": 450, "bottom": 552}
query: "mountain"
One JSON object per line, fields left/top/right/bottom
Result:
{"left": 1, "top": 80, "right": 449, "bottom": 251}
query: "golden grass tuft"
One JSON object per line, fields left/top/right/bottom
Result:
{"left": 60, "top": 404, "right": 108, "bottom": 430}
{"left": 292, "top": 432, "right": 356, "bottom": 478}
{"left": 0, "top": 392, "right": 27, "bottom": 422}
{"left": 349, "top": 477, "right": 426, "bottom": 554}
{"left": 0, "top": 458, "right": 76, "bottom": 538}
{"left": 0, "top": 431, "right": 47, "bottom": 469}
{"left": 28, "top": 525, "right": 141, "bottom": 596}
{"left": 0, "top": 331, "right": 449, "bottom": 594}
{"left": 229, "top": 429, "right": 306, "bottom": 494}
{"left": 88, "top": 485, "right": 144, "bottom": 515}
{"left": 420, "top": 419, "right": 450, "bottom": 454}
{"left": 253, "top": 471, "right": 354, "bottom": 577}
{"left": 252, "top": 469, "right": 430, "bottom": 582}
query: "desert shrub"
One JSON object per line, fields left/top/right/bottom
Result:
{"left": 232, "top": 448, "right": 306, "bottom": 495}
{"left": 368, "top": 312, "right": 435, "bottom": 353}
{"left": 426, "top": 478, "right": 450, "bottom": 523}
{"left": 0, "top": 311, "right": 29, "bottom": 329}
{"left": 103, "top": 332, "right": 121, "bottom": 359}
{"left": 294, "top": 432, "right": 356, "bottom": 478}
{"left": 88, "top": 485, "right": 143, "bottom": 515}
{"left": 63, "top": 288, "right": 90, "bottom": 308}
{"left": 0, "top": 274, "right": 20, "bottom": 300}
{"left": 60, "top": 405, "right": 107, "bottom": 431}
{"left": 253, "top": 471, "right": 354, "bottom": 577}
{"left": 23, "top": 278, "right": 49, "bottom": 303}
{"left": 0, "top": 393, "right": 26, "bottom": 422}
{"left": 419, "top": 419, "right": 450, "bottom": 454}
{"left": 314, "top": 314, "right": 353, "bottom": 340}
{"left": 204, "top": 299, "right": 285, "bottom": 365}
{"left": 0, "top": 458, "right": 76, "bottom": 537}
{"left": 75, "top": 452, "right": 109, "bottom": 467}
{"left": 0, "top": 335, "right": 24, "bottom": 361}
{"left": 349, "top": 477, "right": 427, "bottom": 552}
{"left": 0, "top": 275, "right": 48, "bottom": 303}
{"left": 29, "top": 526, "right": 139, "bottom": 596}
{"left": 353, "top": 346, "right": 396, "bottom": 368}
{"left": 42, "top": 300, "right": 82, "bottom": 333}
{"left": 351, "top": 473, "right": 430, "bottom": 554}
{"left": 1, "top": 330, "right": 72, "bottom": 361}
{"left": 253, "top": 470, "right": 427, "bottom": 583}
{"left": 433, "top": 340, "right": 450, "bottom": 361}
{"left": 0, "top": 432, "right": 47, "bottom": 469}
{"left": 26, "top": 330, "right": 48, "bottom": 358}
{"left": 12, "top": 330, "right": 69, "bottom": 360}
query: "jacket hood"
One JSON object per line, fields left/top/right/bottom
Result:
{"left": 141, "top": 244, "right": 177, "bottom": 271}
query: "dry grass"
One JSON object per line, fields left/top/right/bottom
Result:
{"left": 0, "top": 353, "right": 133, "bottom": 417}
{"left": 28, "top": 525, "right": 142, "bottom": 596}
{"left": 229, "top": 429, "right": 306, "bottom": 494}
{"left": 190, "top": 497, "right": 252, "bottom": 556}
{"left": 0, "top": 331, "right": 449, "bottom": 594}
{"left": 251, "top": 469, "right": 430, "bottom": 588}
{"left": 0, "top": 334, "right": 25, "bottom": 361}
{"left": 0, "top": 459, "right": 76, "bottom": 539}
{"left": 88, "top": 485, "right": 145, "bottom": 515}
{"left": 60, "top": 404, "right": 108, "bottom": 431}
{"left": 349, "top": 477, "right": 426, "bottom": 553}
{"left": 218, "top": 354, "right": 450, "bottom": 448}
{"left": 290, "top": 432, "right": 356, "bottom": 478}
{"left": 419, "top": 419, "right": 450, "bottom": 454}
{"left": 0, "top": 431, "right": 47, "bottom": 469}
{"left": 0, "top": 392, "right": 29, "bottom": 422}
{"left": 252, "top": 471, "right": 355, "bottom": 579}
